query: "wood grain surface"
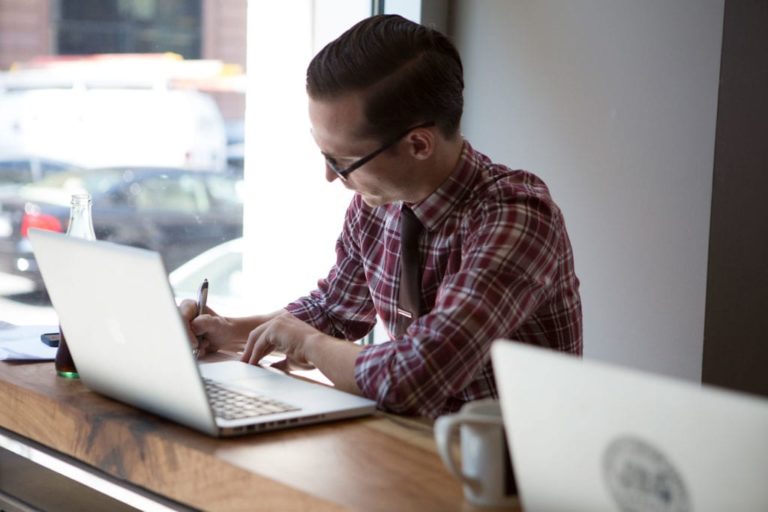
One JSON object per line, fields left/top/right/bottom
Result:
{"left": 0, "top": 361, "right": 520, "bottom": 511}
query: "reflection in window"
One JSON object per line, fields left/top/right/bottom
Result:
{"left": 0, "top": 158, "right": 72, "bottom": 186}
{"left": 205, "top": 175, "right": 242, "bottom": 208}
{"left": 0, "top": 160, "right": 32, "bottom": 185}
{"left": 56, "top": 0, "right": 202, "bottom": 57}
{"left": 1, "top": 1, "right": 246, "bottom": 321}
{"left": 133, "top": 174, "right": 210, "bottom": 213}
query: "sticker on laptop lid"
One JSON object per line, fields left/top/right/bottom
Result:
{"left": 603, "top": 435, "right": 691, "bottom": 512}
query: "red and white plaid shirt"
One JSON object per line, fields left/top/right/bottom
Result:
{"left": 286, "top": 142, "right": 582, "bottom": 418}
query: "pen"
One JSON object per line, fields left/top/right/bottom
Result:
{"left": 193, "top": 278, "right": 208, "bottom": 359}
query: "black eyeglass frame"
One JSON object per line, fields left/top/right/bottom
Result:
{"left": 323, "top": 121, "right": 436, "bottom": 181}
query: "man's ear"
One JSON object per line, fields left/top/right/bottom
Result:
{"left": 406, "top": 127, "right": 435, "bottom": 160}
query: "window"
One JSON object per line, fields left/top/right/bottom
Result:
{"left": 0, "top": 158, "right": 71, "bottom": 186}
{"left": 56, "top": 0, "right": 202, "bottom": 57}
{"left": 0, "top": 0, "right": 424, "bottom": 329}
{"left": 132, "top": 175, "right": 210, "bottom": 213}
{"left": 0, "top": 160, "right": 31, "bottom": 185}
{"left": 0, "top": 0, "right": 244, "bottom": 320}
{"left": 205, "top": 174, "right": 242, "bottom": 209}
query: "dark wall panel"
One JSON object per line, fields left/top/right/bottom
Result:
{"left": 702, "top": 0, "right": 768, "bottom": 396}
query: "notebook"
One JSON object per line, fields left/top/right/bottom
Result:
{"left": 28, "top": 229, "right": 376, "bottom": 437}
{"left": 490, "top": 339, "right": 768, "bottom": 512}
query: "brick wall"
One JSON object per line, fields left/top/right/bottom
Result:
{"left": 0, "top": 0, "right": 246, "bottom": 121}
{"left": 202, "top": 0, "right": 247, "bottom": 121}
{"left": 0, "top": 0, "right": 52, "bottom": 70}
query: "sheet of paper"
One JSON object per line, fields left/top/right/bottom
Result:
{"left": 0, "top": 324, "right": 58, "bottom": 361}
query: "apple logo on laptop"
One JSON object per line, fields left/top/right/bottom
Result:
{"left": 603, "top": 435, "right": 690, "bottom": 512}
{"left": 106, "top": 316, "right": 129, "bottom": 346}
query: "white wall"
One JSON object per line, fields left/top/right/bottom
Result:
{"left": 451, "top": 0, "right": 724, "bottom": 380}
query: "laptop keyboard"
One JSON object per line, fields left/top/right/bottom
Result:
{"left": 203, "top": 378, "right": 301, "bottom": 420}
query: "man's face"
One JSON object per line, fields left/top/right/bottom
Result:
{"left": 309, "top": 93, "right": 415, "bottom": 207}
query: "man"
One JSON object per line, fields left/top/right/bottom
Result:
{"left": 181, "top": 14, "right": 582, "bottom": 419}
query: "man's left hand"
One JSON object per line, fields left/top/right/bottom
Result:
{"left": 241, "top": 313, "right": 321, "bottom": 367}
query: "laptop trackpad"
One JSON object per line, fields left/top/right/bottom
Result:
{"left": 198, "top": 360, "right": 337, "bottom": 403}
{"left": 200, "top": 359, "right": 290, "bottom": 383}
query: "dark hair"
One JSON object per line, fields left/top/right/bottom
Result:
{"left": 306, "top": 14, "right": 464, "bottom": 141}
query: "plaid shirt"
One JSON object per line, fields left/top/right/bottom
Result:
{"left": 286, "top": 142, "right": 582, "bottom": 418}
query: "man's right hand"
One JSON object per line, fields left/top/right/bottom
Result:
{"left": 178, "top": 301, "right": 287, "bottom": 357}
{"left": 178, "top": 299, "right": 243, "bottom": 355}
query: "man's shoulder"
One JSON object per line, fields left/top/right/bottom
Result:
{"left": 471, "top": 166, "right": 554, "bottom": 212}
{"left": 462, "top": 142, "right": 552, "bottom": 201}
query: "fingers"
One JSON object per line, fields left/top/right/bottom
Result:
{"left": 241, "top": 327, "right": 257, "bottom": 362}
{"left": 241, "top": 323, "right": 274, "bottom": 366}
{"left": 179, "top": 299, "right": 219, "bottom": 322}
{"left": 188, "top": 307, "right": 223, "bottom": 340}
{"left": 179, "top": 299, "right": 215, "bottom": 345}
{"left": 185, "top": 311, "right": 223, "bottom": 356}
{"left": 181, "top": 298, "right": 240, "bottom": 357}
{"left": 179, "top": 299, "right": 198, "bottom": 322}
{"left": 239, "top": 315, "right": 314, "bottom": 367}
{"left": 179, "top": 300, "right": 201, "bottom": 351}
{"left": 189, "top": 314, "right": 210, "bottom": 338}
{"left": 193, "top": 315, "right": 231, "bottom": 355}
{"left": 196, "top": 336, "right": 212, "bottom": 355}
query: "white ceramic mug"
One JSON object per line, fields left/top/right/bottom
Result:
{"left": 434, "top": 399, "right": 517, "bottom": 508}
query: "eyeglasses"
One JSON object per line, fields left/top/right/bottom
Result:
{"left": 322, "top": 121, "right": 435, "bottom": 181}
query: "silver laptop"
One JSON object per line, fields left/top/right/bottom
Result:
{"left": 491, "top": 339, "right": 768, "bottom": 512}
{"left": 29, "top": 229, "right": 376, "bottom": 437}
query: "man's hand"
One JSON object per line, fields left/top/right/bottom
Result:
{"left": 241, "top": 312, "right": 365, "bottom": 395}
{"left": 178, "top": 299, "right": 246, "bottom": 355}
{"left": 241, "top": 313, "right": 321, "bottom": 366}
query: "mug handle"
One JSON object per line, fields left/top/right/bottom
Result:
{"left": 434, "top": 412, "right": 504, "bottom": 487}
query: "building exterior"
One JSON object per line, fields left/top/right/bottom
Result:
{"left": 0, "top": 0, "right": 246, "bottom": 120}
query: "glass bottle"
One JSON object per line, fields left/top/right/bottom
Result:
{"left": 56, "top": 193, "right": 96, "bottom": 378}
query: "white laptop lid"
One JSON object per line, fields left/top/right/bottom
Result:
{"left": 28, "top": 229, "right": 375, "bottom": 437}
{"left": 491, "top": 340, "right": 768, "bottom": 512}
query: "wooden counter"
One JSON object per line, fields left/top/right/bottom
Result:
{"left": 0, "top": 360, "right": 519, "bottom": 511}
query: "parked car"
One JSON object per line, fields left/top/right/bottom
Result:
{"left": 0, "top": 88, "right": 228, "bottom": 171}
{"left": 0, "top": 166, "right": 243, "bottom": 289}
{"left": 169, "top": 237, "right": 247, "bottom": 316}
{"left": 0, "top": 155, "right": 77, "bottom": 196}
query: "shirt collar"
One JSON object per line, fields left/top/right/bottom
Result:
{"left": 406, "top": 140, "right": 480, "bottom": 232}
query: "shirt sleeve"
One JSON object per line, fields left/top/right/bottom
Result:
{"left": 354, "top": 194, "right": 564, "bottom": 418}
{"left": 285, "top": 196, "right": 377, "bottom": 341}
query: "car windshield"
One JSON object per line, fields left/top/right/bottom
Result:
{"left": 0, "top": 173, "right": 30, "bottom": 187}
{"left": 172, "top": 251, "right": 243, "bottom": 297}
{"left": 0, "top": 161, "right": 32, "bottom": 185}
{"left": 20, "top": 168, "right": 128, "bottom": 205}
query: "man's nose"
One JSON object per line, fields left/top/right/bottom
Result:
{"left": 325, "top": 164, "right": 339, "bottom": 183}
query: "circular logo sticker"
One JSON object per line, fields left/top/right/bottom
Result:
{"left": 603, "top": 435, "right": 691, "bottom": 512}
